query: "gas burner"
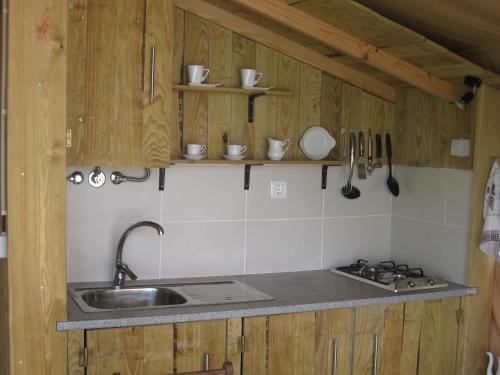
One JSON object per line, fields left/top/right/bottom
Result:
{"left": 331, "top": 259, "right": 448, "bottom": 293}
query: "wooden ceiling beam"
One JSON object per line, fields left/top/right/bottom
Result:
{"left": 175, "top": 0, "right": 396, "bottom": 102}
{"left": 229, "top": 0, "right": 458, "bottom": 103}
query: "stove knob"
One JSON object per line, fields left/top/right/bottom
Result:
{"left": 408, "top": 280, "right": 416, "bottom": 288}
{"left": 427, "top": 278, "right": 436, "bottom": 286}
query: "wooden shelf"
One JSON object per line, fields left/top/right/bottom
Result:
{"left": 170, "top": 159, "right": 345, "bottom": 166}
{"left": 173, "top": 84, "right": 291, "bottom": 96}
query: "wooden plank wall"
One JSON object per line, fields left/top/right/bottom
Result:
{"left": 458, "top": 85, "right": 500, "bottom": 374}
{"left": 394, "top": 88, "right": 473, "bottom": 170}
{"left": 7, "top": 0, "right": 68, "bottom": 373}
{"left": 172, "top": 10, "right": 396, "bottom": 161}
{"left": 0, "top": 259, "right": 7, "bottom": 375}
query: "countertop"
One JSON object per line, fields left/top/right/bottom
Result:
{"left": 58, "top": 270, "right": 477, "bottom": 331}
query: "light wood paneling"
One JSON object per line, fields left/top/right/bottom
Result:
{"left": 171, "top": 8, "right": 185, "bottom": 158}
{"left": 183, "top": 13, "right": 209, "bottom": 148}
{"left": 268, "top": 312, "right": 315, "bottom": 375}
{"left": 299, "top": 64, "right": 321, "bottom": 160}
{"left": 399, "top": 302, "right": 424, "bottom": 375}
{"left": 315, "top": 308, "right": 354, "bottom": 375}
{"left": 175, "top": 320, "right": 226, "bottom": 372}
{"left": 226, "top": 318, "right": 242, "bottom": 375}
{"left": 208, "top": 23, "right": 232, "bottom": 159}
{"left": 418, "top": 298, "right": 460, "bottom": 375}
{"left": 242, "top": 316, "right": 267, "bottom": 375}
{"left": 459, "top": 85, "right": 500, "bottom": 374}
{"left": 320, "top": 73, "right": 343, "bottom": 160}
{"left": 0, "top": 259, "right": 8, "bottom": 375}
{"left": 7, "top": 0, "right": 68, "bottom": 373}
{"left": 87, "top": 325, "right": 174, "bottom": 374}
{"left": 67, "top": 330, "right": 85, "bottom": 375}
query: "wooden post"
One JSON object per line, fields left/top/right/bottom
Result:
{"left": 7, "top": 0, "right": 68, "bottom": 373}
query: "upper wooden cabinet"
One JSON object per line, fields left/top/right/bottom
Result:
{"left": 67, "top": 0, "right": 173, "bottom": 167}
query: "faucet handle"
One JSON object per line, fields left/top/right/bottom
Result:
{"left": 119, "top": 263, "right": 138, "bottom": 280}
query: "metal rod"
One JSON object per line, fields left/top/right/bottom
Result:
{"left": 373, "top": 334, "right": 379, "bottom": 375}
{"left": 331, "top": 338, "right": 338, "bottom": 375}
{"left": 150, "top": 45, "right": 156, "bottom": 103}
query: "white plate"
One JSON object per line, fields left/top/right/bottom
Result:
{"left": 242, "top": 86, "right": 274, "bottom": 91}
{"left": 223, "top": 154, "right": 247, "bottom": 161}
{"left": 183, "top": 154, "right": 206, "bottom": 160}
{"left": 300, "top": 126, "right": 336, "bottom": 160}
{"left": 187, "top": 83, "right": 222, "bottom": 87}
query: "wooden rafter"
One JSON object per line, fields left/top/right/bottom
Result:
{"left": 229, "top": 0, "right": 458, "bottom": 103}
{"left": 175, "top": 0, "right": 396, "bottom": 102}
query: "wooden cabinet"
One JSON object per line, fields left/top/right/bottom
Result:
{"left": 67, "top": 0, "right": 173, "bottom": 167}
{"left": 67, "top": 299, "right": 463, "bottom": 375}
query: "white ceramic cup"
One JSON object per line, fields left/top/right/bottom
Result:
{"left": 226, "top": 144, "right": 247, "bottom": 156}
{"left": 188, "top": 65, "right": 210, "bottom": 84}
{"left": 186, "top": 144, "right": 207, "bottom": 155}
{"left": 267, "top": 138, "right": 290, "bottom": 160}
{"left": 240, "top": 69, "right": 263, "bottom": 87}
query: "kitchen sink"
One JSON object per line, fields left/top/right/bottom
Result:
{"left": 69, "top": 280, "right": 274, "bottom": 312}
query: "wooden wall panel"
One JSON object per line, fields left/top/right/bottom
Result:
{"left": 320, "top": 73, "right": 343, "bottom": 160}
{"left": 208, "top": 24, "right": 232, "bottom": 159}
{"left": 399, "top": 302, "right": 424, "bottom": 375}
{"left": 0, "top": 259, "right": 8, "bottom": 375}
{"left": 254, "top": 45, "right": 278, "bottom": 159}
{"left": 242, "top": 316, "right": 267, "bottom": 375}
{"left": 7, "top": 0, "right": 68, "bottom": 372}
{"left": 171, "top": 8, "right": 185, "bottom": 158}
{"left": 268, "top": 312, "right": 315, "bottom": 375}
{"left": 299, "top": 65, "right": 321, "bottom": 160}
{"left": 277, "top": 54, "right": 301, "bottom": 160}
{"left": 175, "top": 320, "right": 226, "bottom": 372}
{"left": 231, "top": 35, "right": 256, "bottom": 156}
{"left": 87, "top": 325, "right": 174, "bottom": 374}
{"left": 183, "top": 13, "right": 209, "bottom": 148}
{"left": 315, "top": 308, "right": 354, "bottom": 375}
{"left": 459, "top": 85, "right": 500, "bottom": 374}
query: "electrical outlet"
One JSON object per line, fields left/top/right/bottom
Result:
{"left": 270, "top": 181, "right": 287, "bottom": 199}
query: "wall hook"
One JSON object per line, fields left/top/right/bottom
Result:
{"left": 111, "top": 168, "right": 150, "bottom": 185}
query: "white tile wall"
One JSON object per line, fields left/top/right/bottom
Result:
{"left": 66, "top": 164, "right": 472, "bottom": 285}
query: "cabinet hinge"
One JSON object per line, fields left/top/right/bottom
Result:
{"left": 66, "top": 129, "right": 72, "bottom": 148}
{"left": 238, "top": 336, "right": 247, "bottom": 353}
{"left": 79, "top": 347, "right": 88, "bottom": 368}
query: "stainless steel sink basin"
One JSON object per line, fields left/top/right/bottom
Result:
{"left": 80, "top": 287, "right": 187, "bottom": 310}
{"left": 69, "top": 280, "right": 273, "bottom": 312}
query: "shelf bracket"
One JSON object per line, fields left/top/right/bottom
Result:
{"left": 321, "top": 165, "right": 329, "bottom": 190}
{"left": 248, "top": 93, "right": 266, "bottom": 123}
{"left": 244, "top": 164, "right": 252, "bottom": 190}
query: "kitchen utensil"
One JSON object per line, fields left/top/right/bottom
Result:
{"left": 183, "top": 154, "right": 206, "bottom": 161}
{"left": 223, "top": 154, "right": 247, "bottom": 161}
{"left": 299, "top": 126, "right": 336, "bottom": 160}
{"left": 386, "top": 133, "right": 400, "bottom": 196}
{"left": 187, "top": 83, "right": 222, "bottom": 87}
{"left": 267, "top": 138, "right": 290, "bottom": 160}
{"left": 186, "top": 144, "right": 207, "bottom": 155}
{"left": 367, "top": 129, "right": 374, "bottom": 176}
{"left": 240, "top": 69, "right": 262, "bottom": 87}
{"left": 242, "top": 86, "right": 274, "bottom": 91}
{"left": 374, "top": 134, "right": 383, "bottom": 168}
{"left": 357, "top": 131, "right": 367, "bottom": 179}
{"left": 226, "top": 144, "right": 246, "bottom": 156}
{"left": 340, "top": 128, "right": 346, "bottom": 160}
{"left": 187, "top": 65, "right": 210, "bottom": 84}
{"left": 341, "top": 133, "right": 361, "bottom": 199}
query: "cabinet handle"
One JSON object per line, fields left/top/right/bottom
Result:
{"left": 149, "top": 45, "right": 156, "bottom": 103}
{"left": 331, "top": 338, "right": 338, "bottom": 375}
{"left": 373, "top": 334, "right": 379, "bottom": 375}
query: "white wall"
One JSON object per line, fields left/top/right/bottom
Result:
{"left": 66, "top": 165, "right": 392, "bottom": 282}
{"left": 390, "top": 166, "right": 472, "bottom": 284}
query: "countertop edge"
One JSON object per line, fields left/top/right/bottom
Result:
{"left": 57, "top": 286, "right": 477, "bottom": 331}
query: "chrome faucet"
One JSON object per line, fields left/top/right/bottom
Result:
{"left": 113, "top": 221, "right": 164, "bottom": 288}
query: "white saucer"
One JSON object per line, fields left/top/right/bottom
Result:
{"left": 223, "top": 154, "right": 247, "bottom": 161}
{"left": 183, "top": 154, "right": 206, "bottom": 160}
{"left": 188, "top": 83, "right": 222, "bottom": 87}
{"left": 242, "top": 86, "right": 274, "bottom": 91}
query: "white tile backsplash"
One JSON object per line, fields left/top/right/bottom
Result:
{"left": 246, "top": 219, "right": 322, "bottom": 273}
{"left": 66, "top": 165, "right": 473, "bottom": 284}
{"left": 392, "top": 166, "right": 447, "bottom": 223}
{"left": 247, "top": 166, "right": 323, "bottom": 219}
{"left": 160, "top": 221, "right": 245, "bottom": 278}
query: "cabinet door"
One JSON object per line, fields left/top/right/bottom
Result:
{"left": 315, "top": 308, "right": 354, "bottom": 375}
{"left": 67, "top": 0, "right": 172, "bottom": 167}
{"left": 86, "top": 325, "right": 174, "bottom": 375}
{"left": 352, "top": 303, "right": 405, "bottom": 375}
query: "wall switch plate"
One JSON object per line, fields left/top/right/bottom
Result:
{"left": 271, "top": 181, "right": 287, "bottom": 199}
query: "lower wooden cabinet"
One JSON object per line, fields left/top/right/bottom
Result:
{"left": 67, "top": 298, "right": 463, "bottom": 375}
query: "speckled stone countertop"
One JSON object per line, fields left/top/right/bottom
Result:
{"left": 58, "top": 270, "right": 477, "bottom": 331}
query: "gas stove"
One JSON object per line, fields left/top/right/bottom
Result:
{"left": 331, "top": 259, "right": 448, "bottom": 293}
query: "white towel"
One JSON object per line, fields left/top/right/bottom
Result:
{"left": 480, "top": 161, "right": 500, "bottom": 257}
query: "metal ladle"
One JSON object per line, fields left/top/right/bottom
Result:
{"left": 341, "top": 133, "right": 361, "bottom": 199}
